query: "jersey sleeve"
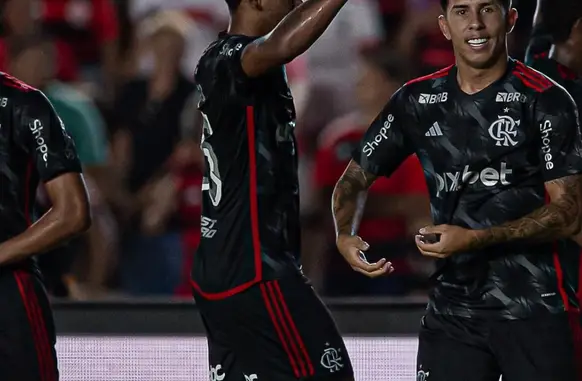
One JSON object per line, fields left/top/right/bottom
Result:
{"left": 352, "top": 88, "right": 414, "bottom": 177}
{"left": 534, "top": 86, "right": 582, "bottom": 181}
{"left": 217, "top": 36, "right": 257, "bottom": 85}
{"left": 14, "top": 91, "right": 82, "bottom": 182}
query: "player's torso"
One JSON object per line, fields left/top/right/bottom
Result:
{"left": 191, "top": 36, "right": 301, "bottom": 296}
{"left": 407, "top": 61, "right": 565, "bottom": 318}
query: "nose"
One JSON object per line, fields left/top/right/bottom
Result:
{"left": 468, "top": 10, "right": 485, "bottom": 30}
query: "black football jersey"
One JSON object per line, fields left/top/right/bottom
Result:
{"left": 0, "top": 72, "right": 82, "bottom": 271}
{"left": 191, "top": 33, "right": 301, "bottom": 298}
{"left": 526, "top": 43, "right": 582, "bottom": 312}
{"left": 353, "top": 58, "right": 582, "bottom": 319}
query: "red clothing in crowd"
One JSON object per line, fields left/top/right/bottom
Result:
{"left": 40, "top": 0, "right": 118, "bottom": 65}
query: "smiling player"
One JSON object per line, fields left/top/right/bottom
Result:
{"left": 333, "top": 0, "right": 582, "bottom": 380}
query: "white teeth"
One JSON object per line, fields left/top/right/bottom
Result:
{"left": 468, "top": 38, "right": 488, "bottom": 46}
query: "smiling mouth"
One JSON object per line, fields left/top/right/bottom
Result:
{"left": 466, "top": 38, "right": 490, "bottom": 48}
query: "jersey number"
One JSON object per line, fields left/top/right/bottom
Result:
{"left": 201, "top": 113, "right": 222, "bottom": 206}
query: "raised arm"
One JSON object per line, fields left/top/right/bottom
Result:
{"left": 241, "top": 0, "right": 347, "bottom": 77}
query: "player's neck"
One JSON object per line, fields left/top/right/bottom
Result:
{"left": 455, "top": 54, "right": 508, "bottom": 95}
{"left": 228, "top": 13, "right": 267, "bottom": 37}
{"left": 550, "top": 43, "right": 582, "bottom": 75}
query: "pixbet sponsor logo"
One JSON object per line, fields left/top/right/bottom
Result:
{"left": 29, "top": 119, "right": 48, "bottom": 165}
{"left": 419, "top": 92, "right": 448, "bottom": 104}
{"left": 539, "top": 120, "right": 553, "bottom": 170}
{"left": 362, "top": 114, "right": 394, "bottom": 157}
{"left": 435, "top": 162, "right": 512, "bottom": 195}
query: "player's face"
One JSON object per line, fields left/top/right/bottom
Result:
{"left": 438, "top": 0, "right": 517, "bottom": 69}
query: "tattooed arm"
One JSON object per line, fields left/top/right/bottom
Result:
{"left": 332, "top": 160, "right": 377, "bottom": 237}
{"left": 471, "top": 175, "right": 582, "bottom": 247}
{"left": 332, "top": 88, "right": 414, "bottom": 276}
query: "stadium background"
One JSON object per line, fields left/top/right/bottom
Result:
{"left": 0, "top": 0, "right": 539, "bottom": 379}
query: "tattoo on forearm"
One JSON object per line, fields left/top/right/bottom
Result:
{"left": 332, "top": 161, "right": 376, "bottom": 237}
{"left": 473, "top": 175, "right": 582, "bottom": 248}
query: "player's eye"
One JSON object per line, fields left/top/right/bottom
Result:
{"left": 455, "top": 9, "right": 467, "bottom": 16}
{"left": 481, "top": 6, "right": 494, "bottom": 13}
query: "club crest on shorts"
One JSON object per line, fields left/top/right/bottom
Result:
{"left": 417, "top": 369, "right": 430, "bottom": 381}
{"left": 320, "top": 343, "right": 343, "bottom": 372}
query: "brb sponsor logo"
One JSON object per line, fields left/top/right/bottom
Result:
{"left": 539, "top": 120, "right": 553, "bottom": 170}
{"left": 435, "top": 162, "right": 512, "bottom": 195}
{"left": 495, "top": 92, "right": 526, "bottom": 103}
{"left": 201, "top": 216, "right": 218, "bottom": 238}
{"left": 419, "top": 92, "right": 448, "bottom": 104}
{"left": 29, "top": 119, "right": 48, "bottom": 165}
{"left": 363, "top": 114, "right": 394, "bottom": 157}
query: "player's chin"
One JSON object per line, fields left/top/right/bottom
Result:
{"left": 461, "top": 48, "right": 498, "bottom": 69}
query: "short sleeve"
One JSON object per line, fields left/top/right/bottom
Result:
{"left": 14, "top": 91, "right": 82, "bottom": 182}
{"left": 534, "top": 86, "right": 582, "bottom": 181}
{"left": 218, "top": 36, "right": 256, "bottom": 84}
{"left": 352, "top": 88, "right": 414, "bottom": 177}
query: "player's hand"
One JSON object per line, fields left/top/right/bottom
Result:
{"left": 336, "top": 234, "right": 394, "bottom": 278}
{"left": 415, "top": 225, "right": 479, "bottom": 258}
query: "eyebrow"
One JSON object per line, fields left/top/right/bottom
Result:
{"left": 451, "top": 1, "right": 494, "bottom": 10}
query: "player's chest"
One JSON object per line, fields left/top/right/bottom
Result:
{"left": 413, "top": 92, "right": 535, "bottom": 160}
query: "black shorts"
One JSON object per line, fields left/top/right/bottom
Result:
{"left": 193, "top": 274, "right": 353, "bottom": 381}
{"left": 0, "top": 269, "right": 59, "bottom": 381}
{"left": 417, "top": 310, "right": 582, "bottom": 381}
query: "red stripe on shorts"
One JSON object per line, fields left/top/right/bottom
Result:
{"left": 260, "top": 283, "right": 302, "bottom": 378}
{"left": 14, "top": 271, "right": 56, "bottom": 381}
{"left": 272, "top": 280, "right": 315, "bottom": 376}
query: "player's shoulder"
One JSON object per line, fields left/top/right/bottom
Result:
{"left": 509, "top": 59, "right": 561, "bottom": 95}
{"left": 0, "top": 72, "right": 51, "bottom": 110}
{"left": 195, "top": 33, "right": 255, "bottom": 78}
{"left": 397, "top": 64, "right": 454, "bottom": 105}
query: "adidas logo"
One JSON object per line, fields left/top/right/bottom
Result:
{"left": 425, "top": 122, "right": 443, "bottom": 137}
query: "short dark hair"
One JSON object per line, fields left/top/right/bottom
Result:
{"left": 225, "top": 0, "right": 241, "bottom": 11}
{"left": 440, "top": 0, "right": 511, "bottom": 11}
{"left": 360, "top": 46, "right": 415, "bottom": 84}
{"left": 540, "top": 0, "right": 582, "bottom": 43}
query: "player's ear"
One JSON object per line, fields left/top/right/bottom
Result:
{"left": 438, "top": 15, "right": 451, "bottom": 41}
{"left": 506, "top": 7, "right": 518, "bottom": 34}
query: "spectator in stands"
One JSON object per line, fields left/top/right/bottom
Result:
{"left": 396, "top": 1, "right": 454, "bottom": 73}
{"left": 110, "top": 10, "right": 197, "bottom": 296}
{"left": 7, "top": 35, "right": 115, "bottom": 299}
{"left": 38, "top": 0, "right": 119, "bottom": 99}
{"left": 307, "top": 47, "right": 432, "bottom": 296}
{"left": 0, "top": 0, "right": 79, "bottom": 82}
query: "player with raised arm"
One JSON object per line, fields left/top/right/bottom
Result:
{"left": 192, "top": 0, "right": 354, "bottom": 380}
{"left": 333, "top": 0, "right": 582, "bottom": 380}
{"left": 0, "top": 72, "right": 90, "bottom": 381}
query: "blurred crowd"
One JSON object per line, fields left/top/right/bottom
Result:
{"left": 0, "top": 0, "right": 538, "bottom": 300}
